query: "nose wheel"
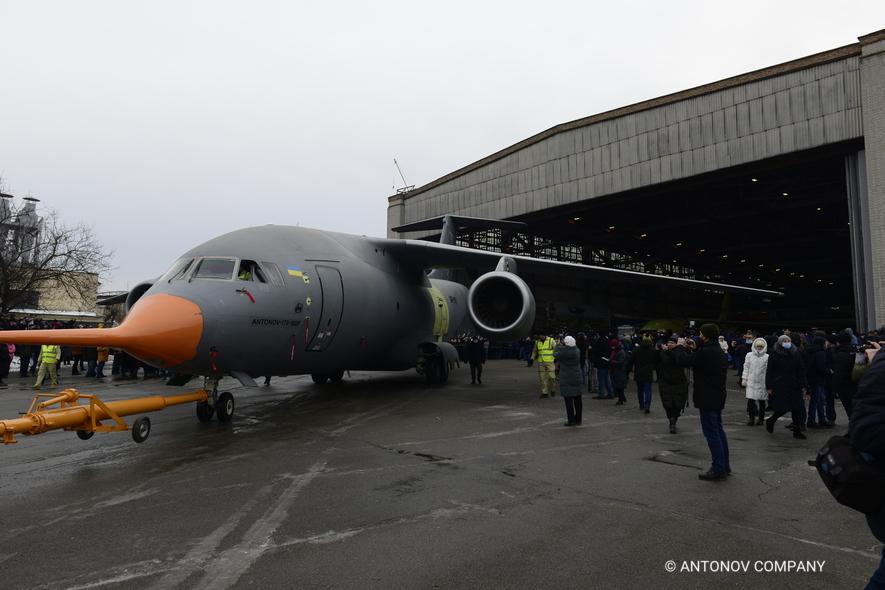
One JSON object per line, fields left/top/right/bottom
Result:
{"left": 194, "top": 384, "right": 234, "bottom": 423}
{"left": 196, "top": 401, "right": 214, "bottom": 422}
{"left": 216, "top": 392, "right": 235, "bottom": 423}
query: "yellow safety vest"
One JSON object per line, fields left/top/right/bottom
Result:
{"left": 40, "top": 344, "right": 60, "bottom": 363}
{"left": 535, "top": 338, "right": 556, "bottom": 363}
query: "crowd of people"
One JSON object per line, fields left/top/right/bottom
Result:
{"left": 519, "top": 325, "right": 875, "bottom": 439}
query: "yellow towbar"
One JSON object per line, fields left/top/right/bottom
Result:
{"left": 0, "top": 388, "right": 209, "bottom": 445}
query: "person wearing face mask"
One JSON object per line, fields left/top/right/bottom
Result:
{"left": 741, "top": 338, "right": 769, "bottom": 425}
{"left": 765, "top": 335, "right": 809, "bottom": 439}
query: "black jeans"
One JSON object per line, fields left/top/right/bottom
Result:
{"left": 564, "top": 395, "right": 582, "bottom": 424}
{"left": 770, "top": 407, "right": 803, "bottom": 433}
{"left": 747, "top": 399, "right": 767, "bottom": 418}
{"left": 470, "top": 363, "right": 483, "bottom": 383}
{"left": 837, "top": 389, "right": 854, "bottom": 418}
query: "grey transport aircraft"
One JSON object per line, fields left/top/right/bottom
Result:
{"left": 0, "top": 215, "right": 778, "bottom": 424}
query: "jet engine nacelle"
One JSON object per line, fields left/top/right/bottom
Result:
{"left": 467, "top": 271, "right": 536, "bottom": 340}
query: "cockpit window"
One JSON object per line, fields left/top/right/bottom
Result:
{"left": 160, "top": 258, "right": 195, "bottom": 283}
{"left": 261, "top": 261, "right": 284, "bottom": 286}
{"left": 237, "top": 260, "right": 267, "bottom": 283}
{"left": 193, "top": 258, "right": 236, "bottom": 280}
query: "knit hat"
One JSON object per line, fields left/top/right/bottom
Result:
{"left": 563, "top": 336, "right": 576, "bottom": 347}
{"left": 777, "top": 334, "right": 792, "bottom": 346}
{"left": 700, "top": 323, "right": 720, "bottom": 340}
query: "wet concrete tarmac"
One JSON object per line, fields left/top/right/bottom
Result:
{"left": 0, "top": 361, "right": 879, "bottom": 589}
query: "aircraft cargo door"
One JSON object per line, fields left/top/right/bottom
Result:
{"left": 307, "top": 265, "right": 344, "bottom": 352}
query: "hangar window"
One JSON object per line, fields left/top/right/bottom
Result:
{"left": 193, "top": 258, "right": 236, "bottom": 280}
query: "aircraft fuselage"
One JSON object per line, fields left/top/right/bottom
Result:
{"left": 143, "top": 225, "right": 468, "bottom": 377}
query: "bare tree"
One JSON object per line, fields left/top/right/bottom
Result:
{"left": 0, "top": 188, "right": 113, "bottom": 317}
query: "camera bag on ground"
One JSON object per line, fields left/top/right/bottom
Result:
{"left": 812, "top": 434, "right": 885, "bottom": 515}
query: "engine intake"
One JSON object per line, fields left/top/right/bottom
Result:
{"left": 126, "top": 281, "right": 155, "bottom": 312}
{"left": 467, "top": 272, "right": 535, "bottom": 340}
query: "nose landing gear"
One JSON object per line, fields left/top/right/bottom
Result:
{"left": 196, "top": 378, "right": 235, "bottom": 423}
{"left": 311, "top": 370, "right": 345, "bottom": 385}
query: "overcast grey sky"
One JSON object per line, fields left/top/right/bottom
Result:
{"left": 1, "top": 0, "right": 883, "bottom": 291}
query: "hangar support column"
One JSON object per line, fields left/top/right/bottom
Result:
{"left": 860, "top": 30, "right": 885, "bottom": 329}
{"left": 846, "top": 152, "right": 874, "bottom": 330}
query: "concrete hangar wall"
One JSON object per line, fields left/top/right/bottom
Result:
{"left": 388, "top": 29, "right": 885, "bottom": 331}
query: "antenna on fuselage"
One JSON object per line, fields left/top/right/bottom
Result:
{"left": 393, "top": 159, "right": 414, "bottom": 195}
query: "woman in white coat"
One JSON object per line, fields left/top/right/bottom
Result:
{"left": 741, "top": 337, "right": 769, "bottom": 426}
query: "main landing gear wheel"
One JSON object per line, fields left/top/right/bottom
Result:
{"left": 132, "top": 417, "right": 151, "bottom": 443}
{"left": 329, "top": 370, "right": 345, "bottom": 383}
{"left": 76, "top": 430, "right": 94, "bottom": 441}
{"left": 196, "top": 401, "right": 214, "bottom": 422}
{"left": 216, "top": 392, "right": 235, "bottom": 423}
{"left": 311, "top": 373, "right": 329, "bottom": 384}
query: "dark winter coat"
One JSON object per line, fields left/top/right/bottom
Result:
{"left": 590, "top": 336, "right": 608, "bottom": 367}
{"left": 610, "top": 348, "right": 627, "bottom": 389}
{"left": 765, "top": 346, "right": 808, "bottom": 413}
{"left": 465, "top": 340, "right": 486, "bottom": 366}
{"left": 628, "top": 341, "right": 659, "bottom": 383}
{"left": 678, "top": 340, "right": 728, "bottom": 411}
{"left": 0, "top": 343, "right": 9, "bottom": 379}
{"left": 657, "top": 347, "right": 689, "bottom": 408}
{"left": 804, "top": 337, "right": 829, "bottom": 388}
{"left": 576, "top": 334, "right": 588, "bottom": 366}
{"left": 849, "top": 348, "right": 885, "bottom": 459}
{"left": 555, "top": 346, "right": 583, "bottom": 397}
{"left": 832, "top": 344, "right": 857, "bottom": 398}
{"left": 733, "top": 341, "right": 750, "bottom": 362}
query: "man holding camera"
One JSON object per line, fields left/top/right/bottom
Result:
{"left": 678, "top": 323, "right": 730, "bottom": 481}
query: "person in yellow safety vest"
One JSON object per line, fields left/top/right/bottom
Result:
{"left": 33, "top": 344, "right": 61, "bottom": 389}
{"left": 533, "top": 333, "right": 558, "bottom": 398}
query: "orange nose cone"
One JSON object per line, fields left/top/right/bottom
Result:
{"left": 0, "top": 293, "right": 202, "bottom": 369}
{"left": 114, "top": 294, "right": 204, "bottom": 367}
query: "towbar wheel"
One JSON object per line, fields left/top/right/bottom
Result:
{"left": 76, "top": 430, "right": 95, "bottom": 441}
{"left": 132, "top": 417, "right": 151, "bottom": 443}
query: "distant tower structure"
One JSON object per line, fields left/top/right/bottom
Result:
{"left": 0, "top": 194, "right": 43, "bottom": 265}
{"left": 0, "top": 193, "right": 12, "bottom": 251}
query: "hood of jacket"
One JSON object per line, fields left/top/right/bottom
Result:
{"left": 752, "top": 337, "right": 768, "bottom": 356}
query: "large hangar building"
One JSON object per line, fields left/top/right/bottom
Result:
{"left": 387, "top": 29, "right": 885, "bottom": 331}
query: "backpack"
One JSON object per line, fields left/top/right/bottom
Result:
{"left": 812, "top": 434, "right": 885, "bottom": 515}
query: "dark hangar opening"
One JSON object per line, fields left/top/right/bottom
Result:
{"left": 451, "top": 142, "right": 859, "bottom": 331}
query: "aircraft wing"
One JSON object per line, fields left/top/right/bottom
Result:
{"left": 376, "top": 238, "right": 781, "bottom": 297}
